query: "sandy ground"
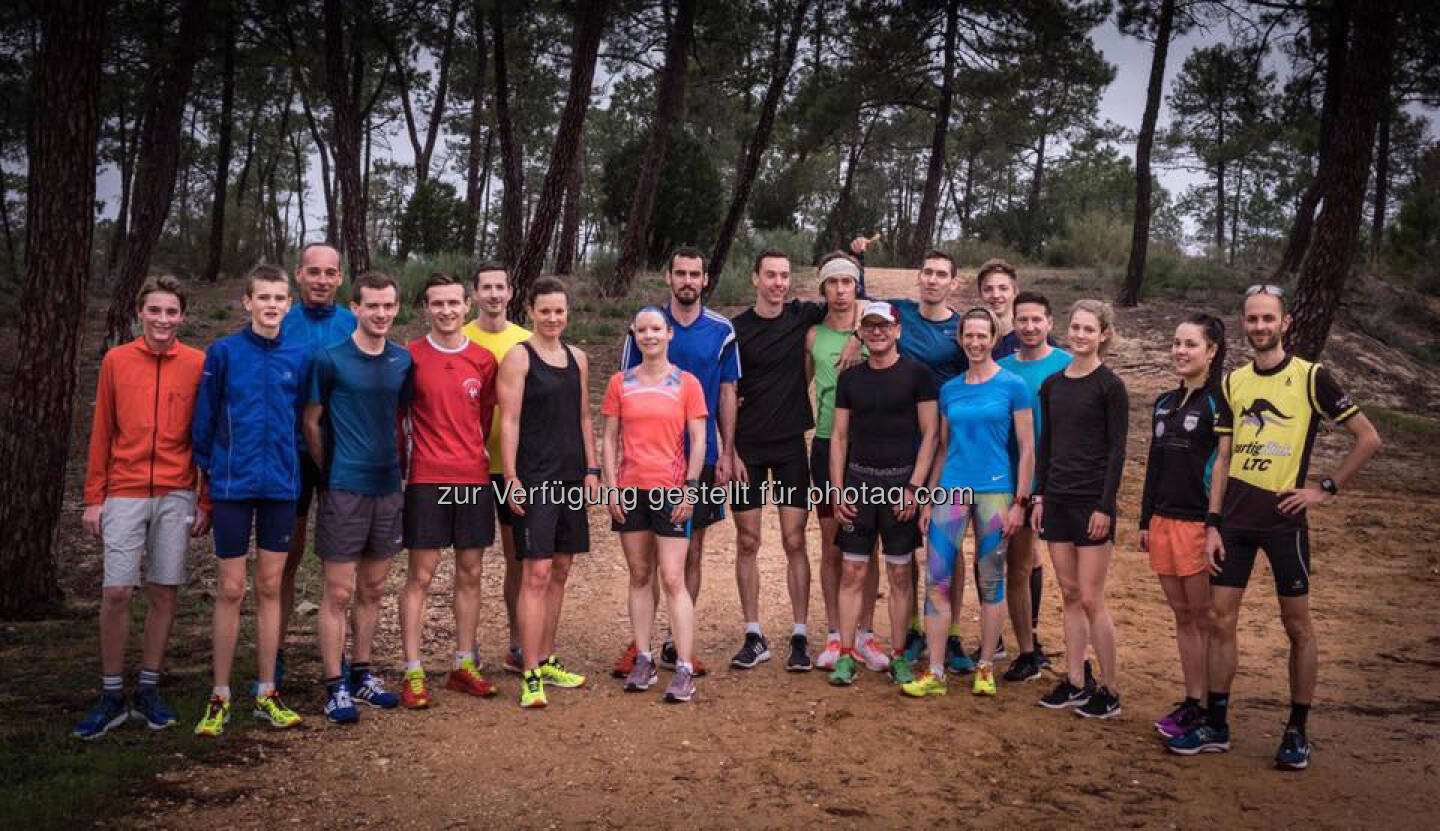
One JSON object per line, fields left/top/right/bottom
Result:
{"left": 102, "top": 268, "right": 1440, "bottom": 828}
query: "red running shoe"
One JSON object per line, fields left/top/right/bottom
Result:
{"left": 446, "top": 662, "right": 497, "bottom": 698}
{"left": 612, "top": 642, "right": 639, "bottom": 678}
{"left": 401, "top": 669, "right": 433, "bottom": 709}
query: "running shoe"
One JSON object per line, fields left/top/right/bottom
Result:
{"left": 888, "top": 656, "right": 916, "bottom": 686}
{"left": 659, "top": 640, "right": 708, "bottom": 676}
{"left": 1274, "top": 729, "right": 1311, "bottom": 771}
{"left": 969, "top": 638, "right": 1008, "bottom": 664}
{"left": 132, "top": 688, "right": 178, "bottom": 730}
{"left": 1166, "top": 724, "right": 1231, "bottom": 755}
{"left": 1075, "top": 685, "right": 1122, "bottom": 719}
{"left": 351, "top": 669, "right": 400, "bottom": 708}
{"left": 1154, "top": 702, "right": 1204, "bottom": 739}
{"left": 786, "top": 634, "right": 813, "bottom": 672}
{"left": 194, "top": 696, "right": 232, "bottom": 736}
{"left": 504, "top": 646, "right": 524, "bottom": 675}
{"left": 446, "top": 661, "right": 498, "bottom": 698}
{"left": 520, "top": 669, "right": 547, "bottom": 709}
{"left": 946, "top": 636, "right": 977, "bottom": 675}
{"left": 972, "top": 663, "right": 997, "bottom": 696}
{"left": 73, "top": 694, "right": 129, "bottom": 740}
{"left": 663, "top": 666, "right": 696, "bottom": 703}
{"left": 254, "top": 691, "right": 302, "bottom": 728}
{"left": 1002, "top": 650, "right": 1043, "bottom": 683}
{"left": 856, "top": 633, "right": 891, "bottom": 672}
{"left": 325, "top": 682, "right": 359, "bottom": 724}
{"left": 730, "top": 633, "right": 771, "bottom": 669}
{"left": 1038, "top": 678, "right": 1093, "bottom": 709}
{"left": 402, "top": 668, "right": 433, "bottom": 709}
{"left": 612, "top": 642, "right": 639, "bottom": 678}
{"left": 901, "top": 672, "right": 948, "bottom": 698}
{"left": 902, "top": 628, "right": 927, "bottom": 663}
{"left": 1033, "top": 635, "right": 1050, "bottom": 668}
{"left": 539, "top": 655, "right": 587, "bottom": 688}
{"left": 625, "top": 652, "right": 658, "bottom": 692}
{"left": 828, "top": 654, "right": 858, "bottom": 686}
{"left": 815, "top": 632, "right": 842, "bottom": 670}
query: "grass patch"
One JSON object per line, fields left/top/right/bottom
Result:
{"left": 1140, "top": 252, "right": 1251, "bottom": 301}
{"left": 1367, "top": 406, "right": 1440, "bottom": 438}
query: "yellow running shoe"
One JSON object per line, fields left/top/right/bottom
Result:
{"left": 973, "top": 662, "right": 997, "bottom": 696}
{"left": 902, "top": 672, "right": 949, "bottom": 698}
{"left": 538, "top": 655, "right": 586, "bottom": 688}
{"left": 194, "top": 696, "right": 231, "bottom": 737}
{"left": 520, "top": 669, "right": 548, "bottom": 709}
{"left": 402, "top": 667, "right": 433, "bottom": 709}
{"left": 253, "top": 691, "right": 301, "bottom": 728}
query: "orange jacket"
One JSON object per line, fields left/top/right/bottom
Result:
{"left": 83, "top": 337, "right": 207, "bottom": 505}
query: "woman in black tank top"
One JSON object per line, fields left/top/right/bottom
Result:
{"left": 495, "top": 277, "right": 601, "bottom": 708}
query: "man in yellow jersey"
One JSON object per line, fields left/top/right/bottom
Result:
{"left": 462, "top": 261, "right": 531, "bottom": 672}
{"left": 1166, "top": 285, "right": 1381, "bottom": 771}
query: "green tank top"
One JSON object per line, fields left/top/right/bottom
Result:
{"left": 811, "top": 322, "right": 865, "bottom": 439}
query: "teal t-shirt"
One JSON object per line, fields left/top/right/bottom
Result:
{"left": 937, "top": 368, "right": 1031, "bottom": 493}
{"left": 998, "top": 347, "right": 1072, "bottom": 474}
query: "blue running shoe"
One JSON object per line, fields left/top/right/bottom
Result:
{"left": 73, "top": 694, "right": 129, "bottom": 740}
{"left": 351, "top": 669, "right": 400, "bottom": 708}
{"left": 1274, "top": 729, "right": 1311, "bottom": 770}
{"left": 325, "top": 681, "right": 359, "bottom": 724}
{"left": 945, "top": 635, "right": 976, "bottom": 674}
{"left": 902, "top": 629, "right": 927, "bottom": 663}
{"left": 131, "top": 688, "right": 178, "bottom": 730}
{"left": 1165, "top": 724, "right": 1231, "bottom": 755}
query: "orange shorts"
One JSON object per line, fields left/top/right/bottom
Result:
{"left": 1147, "top": 515, "right": 1208, "bottom": 577}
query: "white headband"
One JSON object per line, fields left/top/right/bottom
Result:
{"left": 819, "top": 258, "right": 861, "bottom": 283}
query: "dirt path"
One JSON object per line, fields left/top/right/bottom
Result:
{"left": 127, "top": 269, "right": 1440, "bottom": 829}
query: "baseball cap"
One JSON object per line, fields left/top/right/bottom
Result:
{"left": 860, "top": 301, "right": 896, "bottom": 323}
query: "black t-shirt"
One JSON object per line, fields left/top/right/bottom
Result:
{"left": 733, "top": 300, "right": 826, "bottom": 447}
{"left": 1035, "top": 363, "right": 1129, "bottom": 512}
{"left": 834, "top": 356, "right": 938, "bottom": 468}
{"left": 1140, "top": 384, "right": 1221, "bottom": 529}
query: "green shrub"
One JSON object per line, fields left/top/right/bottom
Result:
{"left": 1044, "top": 211, "right": 1131, "bottom": 269}
{"left": 942, "top": 237, "right": 1030, "bottom": 270}
{"left": 1140, "top": 251, "right": 1250, "bottom": 300}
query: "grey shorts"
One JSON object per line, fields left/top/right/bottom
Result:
{"left": 100, "top": 490, "right": 197, "bottom": 588}
{"left": 315, "top": 489, "right": 405, "bottom": 562}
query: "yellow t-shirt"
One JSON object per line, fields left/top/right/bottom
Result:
{"left": 462, "top": 320, "right": 531, "bottom": 474}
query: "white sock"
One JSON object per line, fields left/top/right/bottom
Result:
{"left": 930, "top": 665, "right": 945, "bottom": 679}
{"left": 792, "top": 623, "right": 807, "bottom": 637}
{"left": 677, "top": 660, "right": 694, "bottom": 674}
{"left": 212, "top": 685, "right": 231, "bottom": 701}
{"left": 406, "top": 660, "right": 423, "bottom": 672}
{"left": 255, "top": 681, "right": 275, "bottom": 696}
{"left": 744, "top": 622, "right": 762, "bottom": 635}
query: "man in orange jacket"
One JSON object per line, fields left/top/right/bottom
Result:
{"left": 73, "top": 275, "right": 210, "bottom": 740}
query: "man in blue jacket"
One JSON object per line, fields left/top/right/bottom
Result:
{"left": 191, "top": 265, "right": 313, "bottom": 736}
{"left": 277, "top": 243, "right": 356, "bottom": 685}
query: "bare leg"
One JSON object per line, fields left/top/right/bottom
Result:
{"left": 99, "top": 587, "right": 133, "bottom": 677}
{"left": 540, "top": 553, "right": 574, "bottom": 659}
{"left": 1159, "top": 573, "right": 1212, "bottom": 701}
{"left": 733, "top": 509, "right": 763, "bottom": 624}
{"left": 253, "top": 550, "right": 287, "bottom": 684}
{"left": 453, "top": 548, "right": 485, "bottom": 658}
{"left": 622, "top": 532, "right": 657, "bottom": 653}
{"left": 778, "top": 506, "right": 810, "bottom": 626}
{"left": 140, "top": 583, "right": 178, "bottom": 676}
{"left": 501, "top": 525, "right": 521, "bottom": 651}
{"left": 1278, "top": 593, "right": 1317, "bottom": 705}
{"left": 351, "top": 557, "right": 392, "bottom": 664}
{"left": 519, "top": 558, "right": 553, "bottom": 671}
{"left": 885, "top": 560, "right": 914, "bottom": 656}
{"left": 658, "top": 536, "right": 694, "bottom": 663}
{"left": 400, "top": 549, "right": 441, "bottom": 664}
{"left": 1206, "top": 586, "right": 1245, "bottom": 693}
{"left": 1047, "top": 542, "right": 1089, "bottom": 688}
{"left": 1005, "top": 529, "right": 1037, "bottom": 654}
{"left": 210, "top": 560, "right": 249, "bottom": 688}
{"left": 319, "top": 560, "right": 357, "bottom": 678}
{"left": 1076, "top": 542, "right": 1118, "bottom": 691}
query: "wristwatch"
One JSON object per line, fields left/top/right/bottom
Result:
{"left": 1320, "top": 477, "right": 1339, "bottom": 496}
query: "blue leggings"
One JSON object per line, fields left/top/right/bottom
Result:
{"left": 926, "top": 493, "right": 1010, "bottom": 608}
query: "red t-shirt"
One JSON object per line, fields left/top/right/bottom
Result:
{"left": 406, "top": 335, "right": 498, "bottom": 484}
{"left": 601, "top": 366, "right": 708, "bottom": 490}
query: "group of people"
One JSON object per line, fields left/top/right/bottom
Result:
{"left": 75, "top": 240, "right": 1381, "bottom": 772}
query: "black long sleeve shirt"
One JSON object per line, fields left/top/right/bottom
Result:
{"left": 1034, "top": 363, "right": 1129, "bottom": 513}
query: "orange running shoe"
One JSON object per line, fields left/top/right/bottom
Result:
{"left": 611, "top": 642, "right": 639, "bottom": 678}
{"left": 446, "top": 661, "right": 497, "bottom": 698}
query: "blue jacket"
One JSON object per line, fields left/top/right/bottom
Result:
{"left": 282, "top": 302, "right": 357, "bottom": 356}
{"left": 192, "top": 327, "right": 313, "bottom": 502}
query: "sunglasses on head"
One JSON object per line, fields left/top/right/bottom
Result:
{"left": 1245, "top": 284, "right": 1284, "bottom": 297}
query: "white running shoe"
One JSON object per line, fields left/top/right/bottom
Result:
{"left": 815, "top": 632, "right": 841, "bottom": 670}
{"left": 856, "top": 632, "right": 891, "bottom": 672}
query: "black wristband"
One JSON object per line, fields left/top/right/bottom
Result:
{"left": 585, "top": 467, "right": 601, "bottom": 477}
{"left": 1205, "top": 511, "right": 1222, "bottom": 529}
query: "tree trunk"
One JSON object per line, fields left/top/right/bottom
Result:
{"left": 463, "top": 0, "right": 488, "bottom": 255}
{"left": 1026, "top": 129, "right": 1048, "bottom": 256}
{"left": 491, "top": 0, "right": 524, "bottom": 268}
{"left": 1370, "top": 93, "right": 1391, "bottom": 261}
{"left": 1287, "top": 0, "right": 1397, "bottom": 360}
{"left": 908, "top": 0, "right": 958, "bottom": 264}
{"left": 0, "top": 0, "right": 105, "bottom": 619}
{"left": 554, "top": 132, "right": 584, "bottom": 275}
{"left": 203, "top": 4, "right": 237, "bottom": 282}
{"left": 104, "top": 0, "right": 208, "bottom": 347}
{"left": 1118, "top": 0, "right": 1176, "bottom": 307}
{"left": 1229, "top": 163, "right": 1242, "bottom": 265}
{"left": 602, "top": 0, "right": 697, "bottom": 297}
{"left": 0, "top": 161, "right": 18, "bottom": 279}
{"left": 324, "top": 0, "right": 373, "bottom": 275}
{"left": 508, "top": 0, "right": 607, "bottom": 318}
{"left": 708, "top": 0, "right": 810, "bottom": 298}
{"left": 1273, "top": 0, "right": 1353, "bottom": 280}
{"left": 103, "top": 94, "right": 137, "bottom": 283}
{"left": 291, "top": 129, "right": 307, "bottom": 245}
{"left": 1214, "top": 156, "right": 1226, "bottom": 254}
{"left": 296, "top": 85, "right": 337, "bottom": 243}
{"left": 816, "top": 113, "right": 875, "bottom": 259}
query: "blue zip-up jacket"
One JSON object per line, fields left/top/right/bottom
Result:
{"left": 281, "top": 302, "right": 354, "bottom": 451}
{"left": 192, "top": 327, "right": 313, "bottom": 501}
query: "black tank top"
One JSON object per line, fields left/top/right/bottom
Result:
{"left": 517, "top": 340, "right": 585, "bottom": 482}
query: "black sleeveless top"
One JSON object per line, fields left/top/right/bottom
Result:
{"left": 517, "top": 340, "right": 585, "bottom": 482}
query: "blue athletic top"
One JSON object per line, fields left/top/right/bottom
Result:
{"left": 621, "top": 305, "right": 740, "bottom": 466}
{"left": 889, "top": 298, "right": 962, "bottom": 386}
{"left": 308, "top": 338, "right": 413, "bottom": 495}
{"left": 282, "top": 302, "right": 356, "bottom": 355}
{"left": 938, "top": 368, "right": 1031, "bottom": 493}
{"left": 998, "top": 347, "right": 1072, "bottom": 473}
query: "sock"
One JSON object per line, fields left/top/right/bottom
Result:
{"left": 350, "top": 661, "right": 370, "bottom": 679}
{"left": 1030, "top": 566, "right": 1043, "bottom": 629}
{"left": 792, "top": 623, "right": 807, "bottom": 637}
{"left": 212, "top": 685, "right": 231, "bottom": 702}
{"left": 1207, "top": 692, "right": 1230, "bottom": 729}
{"left": 948, "top": 623, "right": 964, "bottom": 639}
{"left": 744, "top": 622, "right": 762, "bottom": 635}
{"left": 930, "top": 664, "right": 945, "bottom": 678}
{"left": 1183, "top": 696, "right": 1201, "bottom": 710}
{"left": 677, "top": 660, "right": 693, "bottom": 674}
{"left": 102, "top": 674, "right": 124, "bottom": 697}
{"left": 256, "top": 681, "right": 275, "bottom": 696}
{"left": 138, "top": 668, "right": 161, "bottom": 691}
{"left": 407, "top": 660, "right": 424, "bottom": 673}
{"left": 909, "top": 615, "right": 923, "bottom": 632}
{"left": 323, "top": 675, "right": 344, "bottom": 691}
{"left": 1288, "top": 702, "right": 1310, "bottom": 732}
{"left": 454, "top": 652, "right": 473, "bottom": 669}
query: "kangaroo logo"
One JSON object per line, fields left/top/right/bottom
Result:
{"left": 1240, "top": 399, "right": 1291, "bottom": 434}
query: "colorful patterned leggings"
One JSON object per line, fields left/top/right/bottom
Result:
{"left": 926, "top": 492, "right": 1010, "bottom": 608}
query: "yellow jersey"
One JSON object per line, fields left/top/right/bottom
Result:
{"left": 462, "top": 320, "right": 531, "bottom": 474}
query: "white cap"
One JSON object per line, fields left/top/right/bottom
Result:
{"left": 860, "top": 301, "right": 897, "bottom": 323}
